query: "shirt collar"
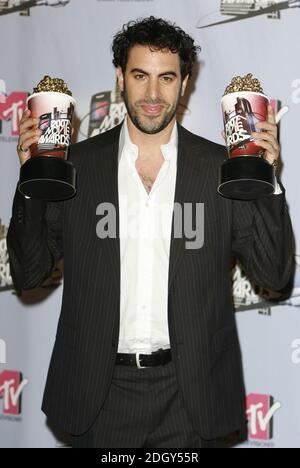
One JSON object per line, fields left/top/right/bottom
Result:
{"left": 118, "top": 115, "right": 178, "bottom": 164}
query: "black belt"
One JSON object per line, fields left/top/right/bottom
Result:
{"left": 116, "top": 348, "right": 172, "bottom": 368}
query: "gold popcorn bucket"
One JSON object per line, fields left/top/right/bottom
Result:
{"left": 19, "top": 78, "right": 76, "bottom": 201}
{"left": 218, "top": 75, "right": 275, "bottom": 200}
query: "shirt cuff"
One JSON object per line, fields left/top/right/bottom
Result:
{"left": 273, "top": 177, "right": 282, "bottom": 195}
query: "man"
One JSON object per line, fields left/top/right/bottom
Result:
{"left": 8, "top": 17, "right": 293, "bottom": 448}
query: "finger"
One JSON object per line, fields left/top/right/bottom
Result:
{"left": 255, "top": 121, "right": 277, "bottom": 137}
{"left": 19, "top": 119, "right": 38, "bottom": 135}
{"left": 20, "top": 109, "right": 30, "bottom": 121}
{"left": 267, "top": 104, "right": 276, "bottom": 125}
{"left": 251, "top": 131, "right": 279, "bottom": 148}
{"left": 19, "top": 115, "right": 39, "bottom": 130}
{"left": 19, "top": 128, "right": 42, "bottom": 142}
{"left": 18, "top": 134, "right": 40, "bottom": 152}
{"left": 253, "top": 139, "right": 278, "bottom": 156}
{"left": 251, "top": 132, "right": 279, "bottom": 153}
{"left": 19, "top": 109, "right": 31, "bottom": 126}
{"left": 264, "top": 153, "right": 279, "bottom": 166}
{"left": 19, "top": 118, "right": 40, "bottom": 135}
{"left": 255, "top": 140, "right": 280, "bottom": 156}
{"left": 253, "top": 132, "right": 279, "bottom": 149}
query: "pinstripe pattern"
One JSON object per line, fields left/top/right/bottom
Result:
{"left": 7, "top": 122, "right": 294, "bottom": 442}
{"left": 71, "top": 360, "right": 216, "bottom": 448}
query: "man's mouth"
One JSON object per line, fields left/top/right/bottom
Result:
{"left": 140, "top": 104, "right": 164, "bottom": 115}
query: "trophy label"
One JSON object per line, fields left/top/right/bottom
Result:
{"left": 221, "top": 91, "right": 269, "bottom": 158}
{"left": 27, "top": 92, "right": 76, "bottom": 159}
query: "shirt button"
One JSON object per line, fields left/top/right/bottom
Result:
{"left": 142, "top": 305, "right": 147, "bottom": 310}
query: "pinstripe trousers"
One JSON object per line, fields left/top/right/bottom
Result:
{"left": 71, "top": 358, "right": 217, "bottom": 448}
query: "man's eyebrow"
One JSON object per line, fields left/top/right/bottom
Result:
{"left": 130, "top": 68, "right": 178, "bottom": 77}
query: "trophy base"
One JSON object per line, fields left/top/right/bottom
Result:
{"left": 19, "top": 156, "right": 76, "bottom": 201}
{"left": 218, "top": 156, "right": 275, "bottom": 200}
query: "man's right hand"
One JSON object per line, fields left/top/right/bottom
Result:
{"left": 17, "top": 109, "right": 42, "bottom": 166}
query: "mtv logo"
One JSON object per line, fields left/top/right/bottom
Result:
{"left": 246, "top": 394, "right": 281, "bottom": 441}
{"left": 0, "top": 91, "right": 28, "bottom": 135}
{"left": 0, "top": 370, "right": 28, "bottom": 415}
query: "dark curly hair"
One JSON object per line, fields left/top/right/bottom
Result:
{"left": 112, "top": 16, "right": 201, "bottom": 80}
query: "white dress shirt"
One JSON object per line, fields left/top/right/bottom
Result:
{"left": 117, "top": 117, "right": 177, "bottom": 354}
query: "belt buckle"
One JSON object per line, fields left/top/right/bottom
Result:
{"left": 136, "top": 353, "right": 147, "bottom": 369}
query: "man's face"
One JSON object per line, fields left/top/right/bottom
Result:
{"left": 117, "top": 45, "right": 189, "bottom": 134}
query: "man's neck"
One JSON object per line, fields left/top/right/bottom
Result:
{"left": 126, "top": 116, "right": 176, "bottom": 152}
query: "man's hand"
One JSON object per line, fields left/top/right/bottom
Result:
{"left": 17, "top": 109, "right": 42, "bottom": 166}
{"left": 251, "top": 104, "right": 280, "bottom": 169}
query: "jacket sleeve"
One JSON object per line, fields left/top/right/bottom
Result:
{"left": 7, "top": 185, "right": 64, "bottom": 291}
{"left": 231, "top": 180, "right": 294, "bottom": 291}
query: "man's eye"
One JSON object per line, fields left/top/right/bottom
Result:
{"left": 135, "top": 74, "right": 145, "bottom": 80}
{"left": 162, "top": 76, "right": 173, "bottom": 83}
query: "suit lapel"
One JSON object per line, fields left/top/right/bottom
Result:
{"left": 88, "top": 125, "right": 121, "bottom": 297}
{"left": 168, "top": 124, "right": 211, "bottom": 291}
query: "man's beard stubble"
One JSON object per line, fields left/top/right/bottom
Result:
{"left": 123, "top": 84, "right": 182, "bottom": 135}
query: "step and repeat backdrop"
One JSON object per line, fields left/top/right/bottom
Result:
{"left": 0, "top": 0, "right": 299, "bottom": 448}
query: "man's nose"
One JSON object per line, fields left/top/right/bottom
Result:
{"left": 146, "top": 78, "right": 160, "bottom": 101}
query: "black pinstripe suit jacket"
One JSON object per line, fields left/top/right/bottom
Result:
{"left": 7, "top": 122, "right": 294, "bottom": 439}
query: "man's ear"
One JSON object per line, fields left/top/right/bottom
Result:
{"left": 181, "top": 74, "right": 189, "bottom": 97}
{"left": 117, "top": 66, "right": 124, "bottom": 92}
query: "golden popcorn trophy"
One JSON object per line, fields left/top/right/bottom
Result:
{"left": 218, "top": 74, "right": 276, "bottom": 200}
{"left": 19, "top": 76, "right": 76, "bottom": 201}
